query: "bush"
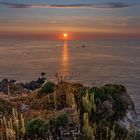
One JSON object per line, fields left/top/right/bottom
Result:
{"left": 78, "top": 87, "right": 87, "bottom": 96}
{"left": 26, "top": 118, "right": 48, "bottom": 138}
{"left": 55, "top": 113, "right": 68, "bottom": 127}
{"left": 38, "top": 122, "right": 48, "bottom": 138}
{"left": 37, "top": 81, "right": 55, "bottom": 97}
{"left": 0, "top": 98, "right": 13, "bottom": 114}
{"left": 50, "top": 113, "right": 68, "bottom": 128}
{"left": 112, "top": 94, "right": 127, "bottom": 120}
{"left": 103, "top": 84, "right": 126, "bottom": 96}
{"left": 114, "top": 123, "right": 128, "bottom": 139}
{"left": 90, "top": 87, "right": 109, "bottom": 102}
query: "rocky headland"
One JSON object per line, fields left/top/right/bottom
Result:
{"left": 0, "top": 76, "right": 139, "bottom": 140}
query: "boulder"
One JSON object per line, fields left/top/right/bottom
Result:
{"left": 101, "top": 100, "right": 114, "bottom": 116}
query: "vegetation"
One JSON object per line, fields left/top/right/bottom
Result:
{"left": 0, "top": 98, "right": 13, "bottom": 115}
{"left": 37, "top": 81, "right": 55, "bottom": 97}
{"left": 26, "top": 118, "right": 48, "bottom": 138}
{"left": 50, "top": 113, "right": 68, "bottom": 127}
{"left": 0, "top": 108, "right": 25, "bottom": 140}
{"left": 0, "top": 79, "right": 138, "bottom": 140}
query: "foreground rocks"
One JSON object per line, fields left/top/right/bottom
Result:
{"left": 0, "top": 77, "right": 46, "bottom": 94}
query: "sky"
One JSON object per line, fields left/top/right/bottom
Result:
{"left": 0, "top": 0, "right": 140, "bottom": 40}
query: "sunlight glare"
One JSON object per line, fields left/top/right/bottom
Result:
{"left": 64, "top": 33, "right": 68, "bottom": 38}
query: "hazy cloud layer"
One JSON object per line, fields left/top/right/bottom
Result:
{"left": 0, "top": 2, "right": 137, "bottom": 9}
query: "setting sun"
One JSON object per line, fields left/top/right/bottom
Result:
{"left": 64, "top": 33, "right": 68, "bottom": 38}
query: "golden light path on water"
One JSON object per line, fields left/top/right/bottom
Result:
{"left": 60, "top": 41, "right": 69, "bottom": 76}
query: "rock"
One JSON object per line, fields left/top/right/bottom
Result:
{"left": 0, "top": 77, "right": 46, "bottom": 94}
{"left": 23, "top": 78, "right": 46, "bottom": 90}
{"left": 0, "top": 79, "right": 9, "bottom": 92}
{"left": 118, "top": 117, "right": 132, "bottom": 130}
{"left": 122, "top": 91, "right": 135, "bottom": 110}
{"left": 117, "top": 91, "right": 137, "bottom": 131}
{"left": 9, "top": 80, "right": 16, "bottom": 83}
{"left": 101, "top": 100, "right": 114, "bottom": 116}
{"left": 0, "top": 79, "right": 25, "bottom": 94}
{"left": 82, "top": 45, "right": 86, "bottom": 48}
{"left": 101, "top": 100, "right": 113, "bottom": 110}
{"left": 41, "top": 72, "right": 46, "bottom": 76}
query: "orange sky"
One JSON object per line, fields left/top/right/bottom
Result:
{"left": 0, "top": 1, "right": 140, "bottom": 40}
{"left": 0, "top": 18, "right": 139, "bottom": 40}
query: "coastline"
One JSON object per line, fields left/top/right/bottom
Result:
{"left": 0, "top": 76, "right": 139, "bottom": 139}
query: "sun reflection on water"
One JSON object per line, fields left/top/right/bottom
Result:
{"left": 60, "top": 41, "right": 69, "bottom": 76}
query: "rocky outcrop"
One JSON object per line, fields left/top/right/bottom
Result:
{"left": 101, "top": 100, "right": 114, "bottom": 117}
{"left": 0, "top": 79, "right": 25, "bottom": 94}
{"left": 0, "top": 77, "right": 46, "bottom": 94}
{"left": 23, "top": 77, "right": 46, "bottom": 90}
{"left": 118, "top": 91, "right": 136, "bottom": 131}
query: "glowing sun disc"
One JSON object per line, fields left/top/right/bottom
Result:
{"left": 64, "top": 33, "right": 68, "bottom": 38}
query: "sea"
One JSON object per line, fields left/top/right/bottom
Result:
{"left": 0, "top": 38, "right": 140, "bottom": 126}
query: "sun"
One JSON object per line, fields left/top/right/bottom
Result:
{"left": 64, "top": 33, "right": 68, "bottom": 38}
{"left": 61, "top": 33, "right": 69, "bottom": 40}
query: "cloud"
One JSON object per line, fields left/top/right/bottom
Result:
{"left": 0, "top": 2, "right": 138, "bottom": 9}
{"left": 0, "top": 2, "right": 31, "bottom": 8}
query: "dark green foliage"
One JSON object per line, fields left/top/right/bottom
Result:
{"left": 37, "top": 81, "right": 55, "bottom": 97}
{"left": 87, "top": 84, "right": 128, "bottom": 122}
{"left": 26, "top": 118, "right": 48, "bottom": 138}
{"left": 135, "top": 132, "right": 140, "bottom": 140}
{"left": 112, "top": 94, "right": 127, "bottom": 120}
{"left": 41, "top": 81, "right": 55, "bottom": 93}
{"left": 114, "top": 123, "right": 128, "bottom": 139}
{"left": 90, "top": 87, "right": 109, "bottom": 102}
{"left": 50, "top": 113, "right": 68, "bottom": 127}
{"left": 103, "top": 84, "right": 116, "bottom": 95}
{"left": 102, "top": 84, "right": 128, "bottom": 120}
{"left": 105, "top": 85, "right": 127, "bottom": 119}
{"left": 38, "top": 122, "right": 48, "bottom": 137}
{"left": 78, "top": 87, "right": 87, "bottom": 96}
{"left": 103, "top": 84, "right": 126, "bottom": 95}
{"left": 0, "top": 98, "right": 13, "bottom": 115}
{"left": 56, "top": 113, "right": 68, "bottom": 127}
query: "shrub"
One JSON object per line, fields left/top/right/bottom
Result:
{"left": 114, "top": 123, "right": 128, "bottom": 139}
{"left": 38, "top": 122, "right": 48, "bottom": 138}
{"left": 90, "top": 87, "right": 109, "bottom": 102}
{"left": 37, "top": 81, "right": 55, "bottom": 97}
{"left": 50, "top": 113, "right": 68, "bottom": 128}
{"left": 55, "top": 113, "right": 68, "bottom": 127}
{"left": 100, "top": 84, "right": 128, "bottom": 120}
{"left": 112, "top": 94, "right": 127, "bottom": 120}
{"left": 103, "top": 84, "right": 126, "bottom": 96}
{"left": 78, "top": 87, "right": 87, "bottom": 96}
{"left": 0, "top": 98, "right": 13, "bottom": 114}
{"left": 26, "top": 118, "right": 48, "bottom": 138}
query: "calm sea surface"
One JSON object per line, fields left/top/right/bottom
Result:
{"left": 0, "top": 38, "right": 140, "bottom": 125}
